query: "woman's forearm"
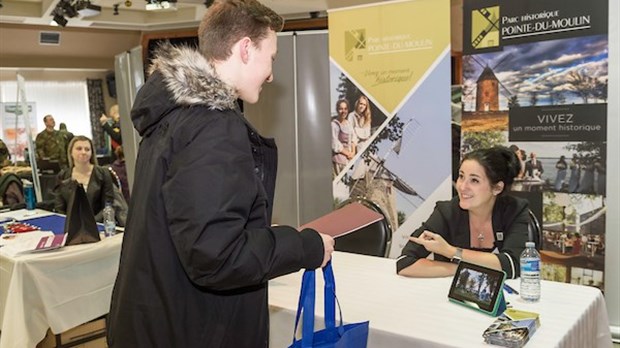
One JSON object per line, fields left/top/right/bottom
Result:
{"left": 458, "top": 249, "right": 502, "bottom": 271}
{"left": 398, "top": 249, "right": 502, "bottom": 278}
{"left": 397, "top": 259, "right": 457, "bottom": 278}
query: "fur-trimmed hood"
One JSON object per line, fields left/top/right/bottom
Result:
{"left": 149, "top": 42, "right": 237, "bottom": 108}
{"left": 131, "top": 42, "right": 238, "bottom": 136}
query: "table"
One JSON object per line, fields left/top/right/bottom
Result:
{"left": 269, "top": 251, "right": 613, "bottom": 348}
{"left": 0, "top": 210, "right": 122, "bottom": 348}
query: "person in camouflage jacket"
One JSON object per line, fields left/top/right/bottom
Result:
{"left": 35, "top": 115, "right": 67, "bottom": 168}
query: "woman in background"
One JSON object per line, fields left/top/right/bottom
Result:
{"left": 568, "top": 154, "right": 581, "bottom": 193}
{"left": 100, "top": 104, "right": 123, "bottom": 150}
{"left": 332, "top": 99, "right": 356, "bottom": 177}
{"left": 110, "top": 145, "right": 130, "bottom": 202}
{"left": 397, "top": 146, "right": 530, "bottom": 279}
{"left": 348, "top": 95, "right": 372, "bottom": 147}
{"left": 54, "top": 135, "right": 115, "bottom": 222}
{"left": 554, "top": 155, "right": 568, "bottom": 191}
{"left": 578, "top": 158, "right": 595, "bottom": 193}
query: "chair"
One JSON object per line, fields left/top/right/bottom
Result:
{"left": 528, "top": 209, "right": 542, "bottom": 250}
{"left": 334, "top": 197, "right": 393, "bottom": 257}
{"left": 106, "top": 167, "right": 129, "bottom": 227}
{"left": 0, "top": 172, "right": 24, "bottom": 207}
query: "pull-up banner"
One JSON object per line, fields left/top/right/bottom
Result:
{"left": 462, "top": 0, "right": 609, "bottom": 292}
{"left": 328, "top": 0, "right": 451, "bottom": 257}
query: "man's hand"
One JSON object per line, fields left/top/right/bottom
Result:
{"left": 318, "top": 233, "right": 335, "bottom": 268}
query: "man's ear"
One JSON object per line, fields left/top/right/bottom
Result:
{"left": 239, "top": 37, "right": 252, "bottom": 64}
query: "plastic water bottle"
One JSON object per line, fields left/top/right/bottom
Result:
{"left": 520, "top": 241, "right": 541, "bottom": 302}
{"left": 103, "top": 202, "right": 116, "bottom": 237}
{"left": 23, "top": 180, "right": 36, "bottom": 210}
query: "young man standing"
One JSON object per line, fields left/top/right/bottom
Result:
{"left": 107, "top": 1, "right": 334, "bottom": 347}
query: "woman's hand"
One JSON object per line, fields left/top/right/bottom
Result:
{"left": 409, "top": 230, "right": 455, "bottom": 258}
{"left": 341, "top": 148, "right": 354, "bottom": 160}
{"left": 99, "top": 114, "right": 110, "bottom": 126}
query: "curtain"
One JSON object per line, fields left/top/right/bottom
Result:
{"left": 86, "top": 79, "right": 106, "bottom": 152}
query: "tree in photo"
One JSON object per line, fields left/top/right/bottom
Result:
{"left": 461, "top": 131, "right": 506, "bottom": 154}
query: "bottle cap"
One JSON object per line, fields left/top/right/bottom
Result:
{"left": 525, "top": 241, "right": 535, "bottom": 248}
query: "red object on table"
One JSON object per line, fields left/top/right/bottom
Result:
{"left": 3, "top": 222, "right": 40, "bottom": 233}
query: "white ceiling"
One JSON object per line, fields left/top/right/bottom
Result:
{"left": 0, "top": 0, "right": 330, "bottom": 31}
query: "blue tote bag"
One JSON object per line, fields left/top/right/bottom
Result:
{"left": 289, "top": 262, "right": 369, "bottom": 348}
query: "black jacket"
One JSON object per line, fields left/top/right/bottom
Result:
{"left": 397, "top": 195, "right": 529, "bottom": 279}
{"left": 54, "top": 166, "right": 115, "bottom": 221}
{"left": 107, "top": 43, "right": 324, "bottom": 348}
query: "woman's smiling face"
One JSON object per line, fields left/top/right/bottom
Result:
{"left": 456, "top": 159, "right": 501, "bottom": 212}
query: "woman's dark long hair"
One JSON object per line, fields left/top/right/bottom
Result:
{"left": 461, "top": 146, "right": 520, "bottom": 195}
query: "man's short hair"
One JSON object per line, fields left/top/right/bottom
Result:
{"left": 43, "top": 115, "right": 53, "bottom": 123}
{"left": 198, "top": 0, "right": 284, "bottom": 62}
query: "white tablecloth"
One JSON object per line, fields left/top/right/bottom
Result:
{"left": 0, "top": 210, "right": 122, "bottom": 348}
{"left": 269, "top": 251, "right": 612, "bottom": 348}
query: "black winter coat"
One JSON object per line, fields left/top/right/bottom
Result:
{"left": 107, "top": 43, "right": 324, "bottom": 348}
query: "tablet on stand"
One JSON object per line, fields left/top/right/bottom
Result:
{"left": 447, "top": 261, "right": 507, "bottom": 316}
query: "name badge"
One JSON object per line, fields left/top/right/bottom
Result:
{"left": 496, "top": 232, "right": 504, "bottom": 241}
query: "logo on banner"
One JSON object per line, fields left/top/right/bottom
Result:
{"left": 344, "top": 29, "right": 366, "bottom": 61}
{"left": 471, "top": 6, "right": 500, "bottom": 49}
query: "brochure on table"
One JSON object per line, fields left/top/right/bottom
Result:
{"left": 0, "top": 231, "right": 67, "bottom": 256}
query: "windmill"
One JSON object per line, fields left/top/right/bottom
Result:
{"left": 347, "top": 118, "right": 425, "bottom": 229}
{"left": 470, "top": 55, "right": 513, "bottom": 112}
{"left": 471, "top": 7, "right": 500, "bottom": 49}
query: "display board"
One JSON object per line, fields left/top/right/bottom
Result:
{"left": 327, "top": 0, "right": 452, "bottom": 258}
{"left": 461, "top": 0, "right": 610, "bottom": 293}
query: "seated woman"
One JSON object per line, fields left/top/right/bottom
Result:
{"left": 54, "top": 135, "right": 115, "bottom": 222}
{"left": 397, "top": 146, "right": 529, "bottom": 279}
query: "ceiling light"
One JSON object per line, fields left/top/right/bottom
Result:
{"left": 60, "top": 0, "right": 79, "bottom": 18}
{"left": 77, "top": 2, "right": 102, "bottom": 17}
{"left": 52, "top": 13, "right": 68, "bottom": 27}
{"left": 145, "top": 0, "right": 177, "bottom": 11}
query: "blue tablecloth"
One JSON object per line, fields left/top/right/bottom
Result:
{"left": 1, "top": 214, "right": 104, "bottom": 235}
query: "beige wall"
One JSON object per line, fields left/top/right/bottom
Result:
{"left": 0, "top": 24, "right": 142, "bottom": 70}
{"left": 0, "top": 69, "right": 119, "bottom": 113}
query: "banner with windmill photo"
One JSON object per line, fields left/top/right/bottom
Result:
{"left": 462, "top": 0, "right": 609, "bottom": 290}
{"left": 328, "top": 0, "right": 452, "bottom": 257}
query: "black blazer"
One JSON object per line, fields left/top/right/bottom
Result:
{"left": 397, "top": 195, "right": 530, "bottom": 279}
